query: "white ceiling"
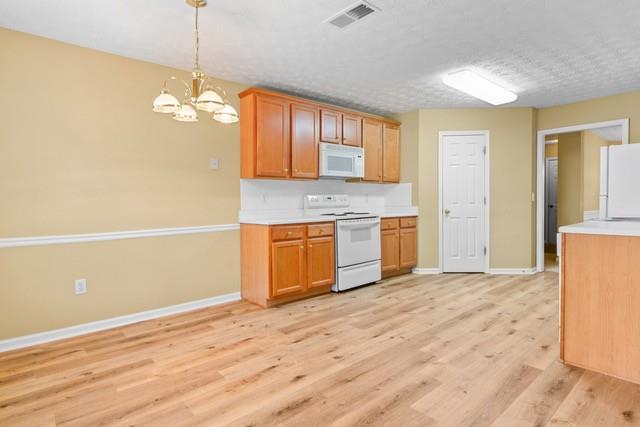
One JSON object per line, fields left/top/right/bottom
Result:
{"left": 2, "top": 0, "right": 640, "bottom": 115}
{"left": 589, "top": 126, "right": 623, "bottom": 142}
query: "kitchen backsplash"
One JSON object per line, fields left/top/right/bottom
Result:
{"left": 240, "top": 179, "right": 413, "bottom": 213}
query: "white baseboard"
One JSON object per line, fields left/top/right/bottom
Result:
{"left": 413, "top": 267, "right": 536, "bottom": 276}
{"left": 412, "top": 268, "right": 441, "bottom": 275}
{"left": 0, "top": 292, "right": 241, "bottom": 353}
{"left": 488, "top": 268, "right": 537, "bottom": 275}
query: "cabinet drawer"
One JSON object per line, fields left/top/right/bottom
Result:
{"left": 271, "top": 225, "right": 305, "bottom": 241}
{"left": 400, "top": 217, "right": 417, "bottom": 228}
{"left": 381, "top": 218, "right": 399, "bottom": 230}
{"left": 307, "top": 223, "right": 334, "bottom": 237}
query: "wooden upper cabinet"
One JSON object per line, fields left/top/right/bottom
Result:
{"left": 239, "top": 88, "right": 399, "bottom": 182}
{"left": 383, "top": 123, "right": 400, "bottom": 183}
{"left": 342, "top": 114, "right": 362, "bottom": 147}
{"left": 255, "top": 95, "right": 290, "bottom": 177}
{"left": 291, "top": 103, "right": 319, "bottom": 179}
{"left": 320, "top": 109, "right": 342, "bottom": 144}
{"left": 362, "top": 118, "right": 383, "bottom": 182}
{"left": 307, "top": 236, "right": 335, "bottom": 288}
{"left": 399, "top": 227, "right": 417, "bottom": 268}
{"left": 271, "top": 239, "right": 306, "bottom": 297}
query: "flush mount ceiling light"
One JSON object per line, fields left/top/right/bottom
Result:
{"left": 442, "top": 70, "right": 518, "bottom": 106}
{"left": 152, "top": 0, "right": 238, "bottom": 124}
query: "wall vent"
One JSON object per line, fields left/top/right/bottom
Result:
{"left": 327, "top": 1, "right": 380, "bottom": 29}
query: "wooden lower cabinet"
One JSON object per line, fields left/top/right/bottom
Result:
{"left": 307, "top": 236, "right": 335, "bottom": 288}
{"left": 399, "top": 228, "right": 417, "bottom": 268}
{"left": 381, "top": 228, "right": 399, "bottom": 274}
{"left": 381, "top": 216, "right": 417, "bottom": 278}
{"left": 271, "top": 239, "right": 306, "bottom": 297}
{"left": 241, "top": 222, "right": 335, "bottom": 307}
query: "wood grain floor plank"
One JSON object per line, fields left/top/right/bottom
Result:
{"left": 1, "top": 271, "right": 637, "bottom": 427}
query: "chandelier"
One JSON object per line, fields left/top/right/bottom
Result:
{"left": 152, "top": 0, "right": 239, "bottom": 124}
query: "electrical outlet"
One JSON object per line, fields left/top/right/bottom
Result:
{"left": 74, "top": 278, "right": 87, "bottom": 295}
{"left": 210, "top": 158, "right": 219, "bottom": 170}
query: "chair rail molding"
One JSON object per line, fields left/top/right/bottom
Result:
{"left": 0, "top": 223, "right": 240, "bottom": 249}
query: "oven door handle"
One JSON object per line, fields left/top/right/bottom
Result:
{"left": 338, "top": 221, "right": 379, "bottom": 229}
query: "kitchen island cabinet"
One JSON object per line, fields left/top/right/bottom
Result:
{"left": 560, "top": 225, "right": 640, "bottom": 385}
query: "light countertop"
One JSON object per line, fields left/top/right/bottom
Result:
{"left": 239, "top": 207, "right": 418, "bottom": 225}
{"left": 559, "top": 219, "right": 640, "bottom": 237}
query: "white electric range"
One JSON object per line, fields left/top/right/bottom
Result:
{"left": 305, "top": 195, "right": 381, "bottom": 292}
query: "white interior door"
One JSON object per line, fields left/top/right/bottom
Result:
{"left": 441, "top": 133, "right": 487, "bottom": 273}
{"left": 545, "top": 158, "right": 558, "bottom": 245}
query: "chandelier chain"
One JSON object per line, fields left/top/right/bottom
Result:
{"left": 194, "top": 5, "right": 200, "bottom": 69}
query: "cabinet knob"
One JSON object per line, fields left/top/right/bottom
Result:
{"left": 300, "top": 245, "right": 304, "bottom": 249}
{"left": 309, "top": 245, "right": 313, "bottom": 249}
{"left": 287, "top": 231, "right": 292, "bottom": 235}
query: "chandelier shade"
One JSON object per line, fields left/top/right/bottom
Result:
{"left": 213, "top": 104, "right": 239, "bottom": 124}
{"left": 152, "top": 1, "right": 237, "bottom": 125}
{"left": 196, "top": 89, "right": 225, "bottom": 112}
{"left": 173, "top": 102, "right": 199, "bottom": 122}
{"left": 153, "top": 90, "right": 181, "bottom": 114}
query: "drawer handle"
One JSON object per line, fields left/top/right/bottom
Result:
{"left": 287, "top": 231, "right": 292, "bottom": 235}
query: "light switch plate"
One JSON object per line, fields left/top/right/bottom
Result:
{"left": 74, "top": 278, "right": 87, "bottom": 295}
{"left": 210, "top": 159, "right": 219, "bottom": 170}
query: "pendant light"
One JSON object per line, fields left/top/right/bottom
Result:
{"left": 152, "top": 0, "right": 238, "bottom": 124}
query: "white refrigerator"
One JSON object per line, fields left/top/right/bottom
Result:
{"left": 600, "top": 143, "right": 640, "bottom": 219}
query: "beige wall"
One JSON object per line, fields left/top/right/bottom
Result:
{"left": 415, "top": 108, "right": 537, "bottom": 269}
{"left": 538, "top": 90, "right": 640, "bottom": 142}
{"left": 0, "top": 28, "right": 246, "bottom": 339}
{"left": 395, "top": 110, "right": 419, "bottom": 205}
{"left": 557, "top": 132, "right": 583, "bottom": 227}
{"left": 582, "top": 131, "right": 609, "bottom": 211}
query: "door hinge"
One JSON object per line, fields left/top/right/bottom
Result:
{"left": 482, "top": 146, "right": 486, "bottom": 155}
{"left": 483, "top": 196, "right": 487, "bottom": 206}
{"left": 484, "top": 246, "right": 487, "bottom": 256}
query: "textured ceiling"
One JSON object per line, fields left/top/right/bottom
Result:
{"left": 2, "top": 0, "right": 640, "bottom": 114}
{"left": 589, "top": 126, "right": 623, "bottom": 142}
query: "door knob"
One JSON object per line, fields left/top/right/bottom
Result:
{"left": 444, "top": 209, "right": 450, "bottom": 215}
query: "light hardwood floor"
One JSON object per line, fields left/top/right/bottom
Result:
{"left": 1, "top": 272, "right": 639, "bottom": 426}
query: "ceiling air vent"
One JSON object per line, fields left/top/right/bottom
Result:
{"left": 327, "top": 1, "right": 380, "bottom": 29}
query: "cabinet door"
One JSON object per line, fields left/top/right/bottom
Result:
{"left": 342, "top": 114, "right": 362, "bottom": 147}
{"left": 383, "top": 123, "right": 400, "bottom": 183}
{"left": 320, "top": 109, "right": 342, "bottom": 144}
{"left": 381, "top": 229, "right": 400, "bottom": 273}
{"left": 399, "top": 228, "right": 417, "bottom": 268}
{"left": 362, "top": 118, "right": 383, "bottom": 182}
{"left": 291, "top": 103, "right": 319, "bottom": 179}
{"left": 256, "top": 95, "right": 290, "bottom": 177}
{"left": 271, "top": 239, "right": 306, "bottom": 297}
{"left": 307, "top": 236, "right": 335, "bottom": 288}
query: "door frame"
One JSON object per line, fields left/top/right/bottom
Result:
{"left": 544, "top": 156, "right": 558, "bottom": 245}
{"left": 438, "top": 130, "right": 491, "bottom": 274}
{"left": 535, "top": 118, "right": 630, "bottom": 272}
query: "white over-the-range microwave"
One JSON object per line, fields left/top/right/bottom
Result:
{"left": 319, "top": 143, "right": 365, "bottom": 178}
